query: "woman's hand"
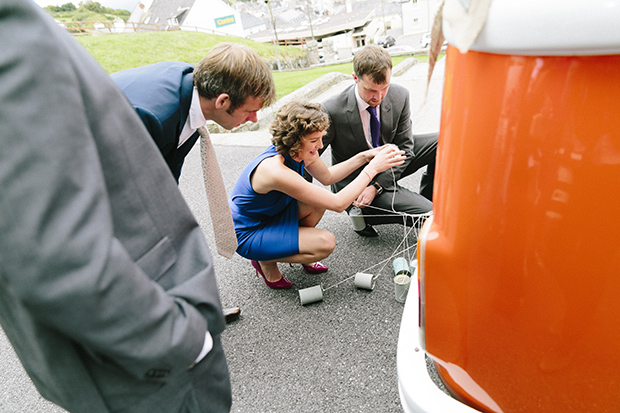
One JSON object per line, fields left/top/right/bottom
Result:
{"left": 366, "top": 144, "right": 405, "bottom": 174}
{"left": 363, "top": 144, "right": 394, "bottom": 163}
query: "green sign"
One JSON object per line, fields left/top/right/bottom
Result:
{"left": 215, "top": 15, "right": 235, "bottom": 28}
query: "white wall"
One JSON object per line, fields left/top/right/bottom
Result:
{"left": 183, "top": 0, "right": 244, "bottom": 37}
{"left": 128, "top": 0, "right": 154, "bottom": 23}
{"left": 327, "top": 32, "right": 356, "bottom": 57}
{"left": 402, "top": 0, "right": 441, "bottom": 36}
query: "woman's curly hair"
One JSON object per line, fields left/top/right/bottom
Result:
{"left": 270, "top": 100, "right": 329, "bottom": 159}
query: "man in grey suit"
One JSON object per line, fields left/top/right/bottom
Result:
{"left": 321, "top": 45, "right": 438, "bottom": 237}
{"left": 0, "top": 1, "right": 230, "bottom": 412}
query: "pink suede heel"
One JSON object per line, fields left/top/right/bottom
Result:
{"left": 251, "top": 260, "right": 292, "bottom": 289}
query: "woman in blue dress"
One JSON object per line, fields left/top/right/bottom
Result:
{"left": 229, "top": 101, "right": 404, "bottom": 288}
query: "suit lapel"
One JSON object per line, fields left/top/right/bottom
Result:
{"left": 380, "top": 93, "right": 393, "bottom": 143}
{"left": 344, "top": 86, "right": 369, "bottom": 148}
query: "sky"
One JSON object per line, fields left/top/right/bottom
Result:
{"left": 34, "top": 0, "right": 140, "bottom": 11}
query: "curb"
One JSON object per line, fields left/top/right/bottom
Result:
{"left": 208, "top": 57, "right": 420, "bottom": 138}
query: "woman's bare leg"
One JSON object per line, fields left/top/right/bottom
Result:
{"left": 259, "top": 226, "right": 335, "bottom": 273}
{"left": 294, "top": 201, "right": 333, "bottom": 263}
{"left": 298, "top": 199, "right": 325, "bottom": 228}
{"left": 257, "top": 201, "right": 334, "bottom": 282}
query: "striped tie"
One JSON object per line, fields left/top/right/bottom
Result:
{"left": 198, "top": 127, "right": 238, "bottom": 258}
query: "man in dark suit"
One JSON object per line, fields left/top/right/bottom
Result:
{"left": 111, "top": 43, "right": 277, "bottom": 322}
{"left": 321, "top": 45, "right": 438, "bottom": 237}
{"left": 0, "top": 1, "right": 230, "bottom": 411}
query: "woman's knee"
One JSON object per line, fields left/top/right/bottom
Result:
{"left": 299, "top": 228, "right": 335, "bottom": 259}
{"left": 319, "top": 231, "right": 336, "bottom": 255}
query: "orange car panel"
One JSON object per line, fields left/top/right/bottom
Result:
{"left": 423, "top": 46, "right": 620, "bottom": 412}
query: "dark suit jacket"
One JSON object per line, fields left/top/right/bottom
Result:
{"left": 321, "top": 83, "right": 415, "bottom": 193}
{"left": 111, "top": 62, "right": 198, "bottom": 182}
{"left": 0, "top": 2, "right": 229, "bottom": 412}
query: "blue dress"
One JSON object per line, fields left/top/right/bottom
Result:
{"left": 229, "top": 145, "right": 304, "bottom": 261}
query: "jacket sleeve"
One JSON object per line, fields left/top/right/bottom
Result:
{"left": 374, "top": 86, "right": 415, "bottom": 191}
{"left": 0, "top": 6, "right": 208, "bottom": 380}
{"left": 134, "top": 105, "right": 172, "bottom": 156}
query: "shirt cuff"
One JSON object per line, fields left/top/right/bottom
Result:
{"left": 193, "top": 331, "right": 213, "bottom": 365}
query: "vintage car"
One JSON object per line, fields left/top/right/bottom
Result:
{"left": 398, "top": 0, "right": 620, "bottom": 411}
{"left": 376, "top": 35, "right": 396, "bottom": 48}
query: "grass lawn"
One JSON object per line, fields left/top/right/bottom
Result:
{"left": 77, "top": 31, "right": 305, "bottom": 75}
{"left": 272, "top": 56, "right": 411, "bottom": 98}
{"left": 76, "top": 31, "right": 430, "bottom": 99}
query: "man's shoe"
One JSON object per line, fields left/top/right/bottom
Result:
{"left": 223, "top": 307, "right": 241, "bottom": 323}
{"left": 355, "top": 224, "right": 379, "bottom": 238}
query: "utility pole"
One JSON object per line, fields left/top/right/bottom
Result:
{"left": 306, "top": 0, "right": 315, "bottom": 41}
{"left": 380, "top": 0, "right": 386, "bottom": 35}
{"left": 427, "top": 0, "right": 431, "bottom": 32}
{"left": 265, "top": 0, "right": 282, "bottom": 71}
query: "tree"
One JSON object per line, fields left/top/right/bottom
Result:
{"left": 60, "top": 3, "right": 77, "bottom": 11}
{"left": 80, "top": 1, "right": 104, "bottom": 14}
{"left": 45, "top": 3, "right": 76, "bottom": 12}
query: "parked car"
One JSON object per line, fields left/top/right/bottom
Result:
{"left": 419, "top": 32, "right": 447, "bottom": 49}
{"left": 398, "top": 0, "right": 620, "bottom": 412}
{"left": 376, "top": 35, "right": 396, "bottom": 48}
{"left": 386, "top": 45, "right": 416, "bottom": 56}
{"left": 419, "top": 33, "right": 432, "bottom": 48}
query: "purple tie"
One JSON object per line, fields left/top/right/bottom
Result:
{"left": 366, "top": 105, "right": 381, "bottom": 147}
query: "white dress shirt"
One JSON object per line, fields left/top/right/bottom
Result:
{"left": 355, "top": 86, "right": 380, "bottom": 149}
{"left": 178, "top": 87, "right": 207, "bottom": 148}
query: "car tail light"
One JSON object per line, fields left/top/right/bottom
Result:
{"left": 416, "top": 215, "right": 434, "bottom": 351}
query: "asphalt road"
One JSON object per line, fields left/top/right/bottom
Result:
{"left": 0, "top": 56, "right": 445, "bottom": 413}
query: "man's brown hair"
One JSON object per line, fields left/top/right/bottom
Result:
{"left": 353, "top": 44, "right": 392, "bottom": 84}
{"left": 194, "top": 43, "right": 276, "bottom": 112}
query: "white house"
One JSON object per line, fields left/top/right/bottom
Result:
{"left": 246, "top": 0, "right": 442, "bottom": 54}
{"left": 129, "top": 0, "right": 244, "bottom": 37}
{"left": 401, "top": 0, "right": 441, "bottom": 37}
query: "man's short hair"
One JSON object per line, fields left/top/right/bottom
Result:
{"left": 193, "top": 43, "right": 276, "bottom": 112}
{"left": 353, "top": 44, "right": 393, "bottom": 84}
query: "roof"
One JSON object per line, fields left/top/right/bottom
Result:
{"left": 246, "top": 0, "right": 403, "bottom": 43}
{"left": 240, "top": 12, "right": 265, "bottom": 30}
{"left": 248, "top": 7, "right": 375, "bottom": 43}
{"left": 145, "top": 0, "right": 197, "bottom": 25}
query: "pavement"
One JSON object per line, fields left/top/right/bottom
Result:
{"left": 0, "top": 55, "right": 446, "bottom": 413}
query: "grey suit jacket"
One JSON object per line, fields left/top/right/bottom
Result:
{"left": 321, "top": 83, "right": 415, "bottom": 192}
{"left": 0, "top": 2, "right": 228, "bottom": 412}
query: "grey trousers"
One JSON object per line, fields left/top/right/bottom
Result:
{"left": 357, "top": 132, "right": 437, "bottom": 227}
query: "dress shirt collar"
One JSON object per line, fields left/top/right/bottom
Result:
{"left": 188, "top": 87, "right": 207, "bottom": 130}
{"left": 178, "top": 87, "right": 207, "bottom": 148}
{"left": 354, "top": 85, "right": 369, "bottom": 112}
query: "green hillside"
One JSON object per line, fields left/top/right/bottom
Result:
{"left": 75, "top": 31, "right": 414, "bottom": 99}
{"left": 76, "top": 31, "right": 304, "bottom": 74}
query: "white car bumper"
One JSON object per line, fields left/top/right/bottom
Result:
{"left": 396, "top": 271, "right": 481, "bottom": 413}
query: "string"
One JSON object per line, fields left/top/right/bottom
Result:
{"left": 322, "top": 238, "right": 422, "bottom": 291}
{"left": 320, "top": 166, "right": 432, "bottom": 291}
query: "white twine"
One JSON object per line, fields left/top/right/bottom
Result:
{"left": 322, "top": 215, "right": 428, "bottom": 291}
{"left": 320, "top": 167, "right": 432, "bottom": 291}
